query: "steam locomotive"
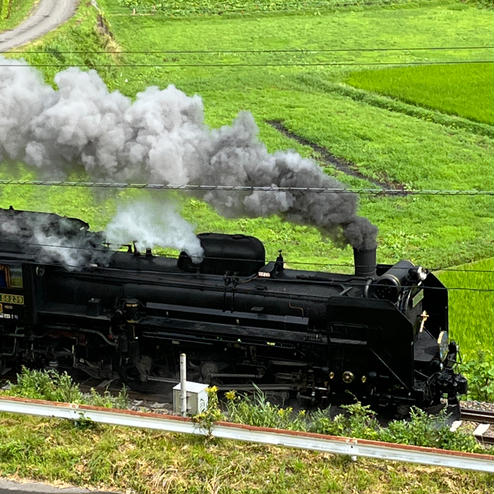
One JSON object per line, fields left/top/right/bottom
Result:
{"left": 0, "top": 207, "right": 467, "bottom": 409}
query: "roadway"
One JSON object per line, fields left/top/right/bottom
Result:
{"left": 0, "top": 0, "right": 79, "bottom": 52}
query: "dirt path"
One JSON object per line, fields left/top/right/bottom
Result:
{"left": 0, "top": 478, "right": 116, "bottom": 493}
{"left": 0, "top": 0, "right": 79, "bottom": 52}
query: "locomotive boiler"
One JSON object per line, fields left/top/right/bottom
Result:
{"left": 0, "top": 207, "right": 467, "bottom": 409}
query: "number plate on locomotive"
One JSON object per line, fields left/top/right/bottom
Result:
{"left": 0, "top": 294, "right": 24, "bottom": 305}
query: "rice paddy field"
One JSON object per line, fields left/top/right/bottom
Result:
{"left": 346, "top": 62, "right": 494, "bottom": 124}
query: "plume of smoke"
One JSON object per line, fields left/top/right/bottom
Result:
{"left": 105, "top": 199, "right": 204, "bottom": 260}
{"left": 0, "top": 56, "right": 377, "bottom": 249}
{"left": 0, "top": 210, "right": 108, "bottom": 269}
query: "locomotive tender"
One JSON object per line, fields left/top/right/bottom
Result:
{"left": 0, "top": 207, "right": 467, "bottom": 409}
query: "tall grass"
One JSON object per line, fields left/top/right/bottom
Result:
{"left": 3, "top": 367, "right": 130, "bottom": 408}
{"left": 221, "top": 388, "right": 484, "bottom": 452}
{"left": 115, "top": 0, "right": 441, "bottom": 16}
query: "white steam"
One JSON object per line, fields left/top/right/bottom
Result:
{"left": 0, "top": 57, "right": 377, "bottom": 250}
{"left": 105, "top": 200, "right": 203, "bottom": 260}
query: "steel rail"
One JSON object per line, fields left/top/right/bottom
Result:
{"left": 0, "top": 396, "right": 493, "bottom": 473}
{"left": 460, "top": 409, "right": 494, "bottom": 425}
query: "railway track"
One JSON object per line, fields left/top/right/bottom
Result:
{"left": 453, "top": 407, "right": 494, "bottom": 446}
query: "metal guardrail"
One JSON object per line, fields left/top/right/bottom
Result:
{"left": 0, "top": 396, "right": 493, "bottom": 473}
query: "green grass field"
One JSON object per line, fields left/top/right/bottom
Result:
{"left": 437, "top": 258, "right": 494, "bottom": 400}
{"left": 437, "top": 259, "right": 494, "bottom": 350}
{"left": 437, "top": 258, "right": 494, "bottom": 356}
{"left": 346, "top": 63, "right": 494, "bottom": 124}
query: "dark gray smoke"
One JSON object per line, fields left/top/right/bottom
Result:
{"left": 0, "top": 56, "right": 377, "bottom": 249}
{"left": 0, "top": 208, "right": 109, "bottom": 268}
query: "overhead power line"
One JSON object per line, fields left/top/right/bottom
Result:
{"left": 4, "top": 240, "right": 494, "bottom": 288}
{"left": 2, "top": 236, "right": 493, "bottom": 273}
{"left": 4, "top": 46, "right": 493, "bottom": 55}
{"left": 1, "top": 60, "right": 492, "bottom": 68}
{"left": 1, "top": 180, "right": 493, "bottom": 196}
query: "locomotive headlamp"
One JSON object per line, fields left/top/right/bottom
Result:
{"left": 342, "top": 371, "right": 354, "bottom": 384}
{"left": 437, "top": 331, "right": 449, "bottom": 361}
{"left": 361, "top": 375, "right": 367, "bottom": 383}
{"left": 329, "top": 371, "right": 335, "bottom": 380}
{"left": 408, "top": 266, "right": 428, "bottom": 282}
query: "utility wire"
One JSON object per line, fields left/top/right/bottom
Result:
{"left": 3, "top": 236, "right": 493, "bottom": 274}
{"left": 4, "top": 46, "right": 493, "bottom": 55}
{"left": 1, "top": 60, "right": 492, "bottom": 68}
{"left": 3, "top": 240, "right": 493, "bottom": 290}
{"left": 1, "top": 181, "right": 493, "bottom": 196}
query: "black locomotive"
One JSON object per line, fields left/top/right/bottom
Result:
{"left": 0, "top": 207, "right": 467, "bottom": 409}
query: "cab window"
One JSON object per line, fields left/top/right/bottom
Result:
{"left": 0, "top": 264, "right": 23, "bottom": 289}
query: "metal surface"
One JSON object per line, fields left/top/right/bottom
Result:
{"left": 180, "top": 353, "right": 187, "bottom": 417}
{"left": 0, "top": 396, "right": 493, "bottom": 473}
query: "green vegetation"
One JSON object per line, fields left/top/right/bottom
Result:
{"left": 0, "top": 0, "right": 9, "bottom": 21}
{"left": 0, "top": 0, "right": 36, "bottom": 29}
{"left": 346, "top": 63, "right": 494, "bottom": 124}
{"left": 223, "top": 388, "right": 485, "bottom": 452}
{"left": 437, "top": 258, "right": 494, "bottom": 357}
{"left": 460, "top": 351, "right": 494, "bottom": 402}
{"left": 2, "top": 369, "right": 488, "bottom": 453}
{"left": 115, "top": 0, "right": 442, "bottom": 17}
{"left": 4, "top": 367, "right": 130, "bottom": 408}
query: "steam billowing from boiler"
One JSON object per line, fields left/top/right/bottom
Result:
{"left": 0, "top": 56, "right": 377, "bottom": 250}
{"left": 105, "top": 199, "right": 204, "bottom": 260}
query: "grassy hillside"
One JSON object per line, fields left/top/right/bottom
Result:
{"left": 0, "top": 413, "right": 492, "bottom": 493}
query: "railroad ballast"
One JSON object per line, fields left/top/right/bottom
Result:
{"left": 0, "top": 206, "right": 467, "bottom": 409}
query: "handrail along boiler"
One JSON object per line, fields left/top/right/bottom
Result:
{"left": 0, "top": 207, "right": 467, "bottom": 408}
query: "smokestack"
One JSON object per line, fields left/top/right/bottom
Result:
{"left": 353, "top": 247, "right": 376, "bottom": 277}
